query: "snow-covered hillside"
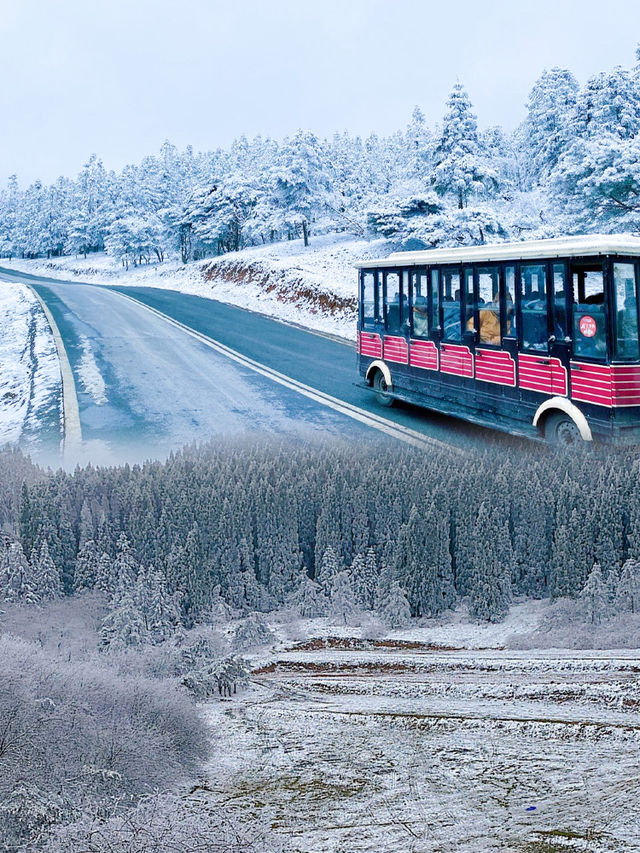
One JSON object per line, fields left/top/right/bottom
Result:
{"left": 7, "top": 234, "right": 392, "bottom": 339}
{"left": 0, "top": 282, "right": 61, "bottom": 448}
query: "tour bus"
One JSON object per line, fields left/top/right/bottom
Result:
{"left": 356, "top": 235, "right": 640, "bottom": 446}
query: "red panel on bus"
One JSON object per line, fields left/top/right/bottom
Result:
{"left": 474, "top": 349, "right": 516, "bottom": 386}
{"left": 409, "top": 339, "right": 438, "bottom": 371}
{"left": 358, "top": 331, "right": 382, "bottom": 359}
{"left": 440, "top": 343, "right": 473, "bottom": 378}
{"left": 570, "top": 362, "right": 612, "bottom": 407}
{"left": 518, "top": 354, "right": 567, "bottom": 396}
{"left": 611, "top": 365, "right": 640, "bottom": 407}
{"left": 383, "top": 336, "right": 409, "bottom": 364}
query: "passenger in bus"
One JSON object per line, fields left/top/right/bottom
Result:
{"left": 467, "top": 289, "right": 510, "bottom": 345}
{"left": 413, "top": 295, "right": 429, "bottom": 336}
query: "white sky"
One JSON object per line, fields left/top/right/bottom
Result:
{"left": 1, "top": 0, "right": 639, "bottom": 185}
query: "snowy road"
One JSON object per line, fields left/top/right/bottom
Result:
{"left": 0, "top": 267, "right": 494, "bottom": 464}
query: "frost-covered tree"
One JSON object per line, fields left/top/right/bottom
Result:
{"left": 288, "top": 576, "right": 328, "bottom": 618}
{"left": 433, "top": 82, "right": 498, "bottom": 209}
{"left": 33, "top": 541, "right": 62, "bottom": 602}
{"left": 468, "top": 503, "right": 512, "bottom": 622}
{"left": 329, "top": 569, "right": 358, "bottom": 625}
{"left": 579, "top": 562, "right": 608, "bottom": 624}
{"left": 616, "top": 558, "right": 640, "bottom": 613}
{"left": 518, "top": 67, "right": 579, "bottom": 185}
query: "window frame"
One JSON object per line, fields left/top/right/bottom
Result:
{"left": 409, "top": 266, "right": 430, "bottom": 339}
{"left": 440, "top": 263, "right": 463, "bottom": 342}
{"left": 610, "top": 256, "right": 640, "bottom": 363}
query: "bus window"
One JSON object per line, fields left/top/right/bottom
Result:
{"left": 464, "top": 268, "right": 474, "bottom": 332}
{"left": 505, "top": 265, "right": 516, "bottom": 337}
{"left": 572, "top": 264, "right": 606, "bottom": 360}
{"left": 385, "top": 272, "right": 402, "bottom": 334}
{"left": 614, "top": 262, "right": 639, "bottom": 360}
{"left": 362, "top": 272, "right": 375, "bottom": 328}
{"left": 412, "top": 271, "right": 429, "bottom": 337}
{"left": 552, "top": 263, "right": 569, "bottom": 341}
{"left": 431, "top": 269, "right": 441, "bottom": 331}
{"left": 442, "top": 269, "right": 461, "bottom": 340}
{"left": 476, "top": 266, "right": 500, "bottom": 345}
{"left": 520, "top": 264, "right": 548, "bottom": 352}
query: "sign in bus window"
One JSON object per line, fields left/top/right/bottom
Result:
{"left": 520, "top": 264, "right": 548, "bottom": 352}
{"left": 475, "top": 266, "right": 500, "bottom": 345}
{"left": 572, "top": 266, "right": 606, "bottom": 360}
{"left": 362, "top": 273, "right": 375, "bottom": 327}
{"left": 412, "top": 272, "right": 429, "bottom": 337}
{"left": 442, "top": 270, "right": 461, "bottom": 340}
{"left": 614, "top": 262, "right": 639, "bottom": 360}
{"left": 385, "top": 272, "right": 402, "bottom": 334}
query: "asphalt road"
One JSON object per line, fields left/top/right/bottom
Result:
{"left": 0, "top": 267, "right": 492, "bottom": 464}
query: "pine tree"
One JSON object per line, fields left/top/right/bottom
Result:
{"left": 315, "top": 546, "right": 341, "bottom": 598}
{"left": 33, "top": 541, "right": 62, "bottom": 601}
{"left": 616, "top": 558, "right": 640, "bottom": 613}
{"left": 329, "top": 569, "right": 357, "bottom": 626}
{"left": 288, "top": 576, "right": 328, "bottom": 618}
{"left": 73, "top": 539, "right": 100, "bottom": 592}
{"left": 468, "top": 504, "right": 512, "bottom": 622}
{"left": 433, "top": 82, "right": 497, "bottom": 209}
{"left": 579, "top": 563, "right": 608, "bottom": 624}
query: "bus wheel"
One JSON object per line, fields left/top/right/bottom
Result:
{"left": 373, "top": 370, "right": 394, "bottom": 407}
{"left": 544, "top": 412, "right": 583, "bottom": 448}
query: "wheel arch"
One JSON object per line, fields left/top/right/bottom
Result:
{"left": 365, "top": 360, "right": 393, "bottom": 388}
{"left": 533, "top": 397, "right": 593, "bottom": 442}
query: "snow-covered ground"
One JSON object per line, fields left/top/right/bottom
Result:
{"left": 200, "top": 602, "right": 640, "bottom": 853}
{"left": 5, "top": 235, "right": 392, "bottom": 340}
{"left": 0, "top": 281, "right": 61, "bottom": 450}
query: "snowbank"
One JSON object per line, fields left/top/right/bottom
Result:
{"left": 0, "top": 281, "right": 61, "bottom": 447}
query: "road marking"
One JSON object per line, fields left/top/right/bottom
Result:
{"left": 114, "top": 291, "right": 459, "bottom": 453}
{"left": 26, "top": 285, "right": 83, "bottom": 459}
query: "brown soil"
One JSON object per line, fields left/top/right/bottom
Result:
{"left": 202, "top": 260, "right": 357, "bottom": 316}
{"left": 285, "top": 636, "right": 462, "bottom": 652}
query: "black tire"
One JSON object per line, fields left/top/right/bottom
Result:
{"left": 544, "top": 412, "right": 584, "bottom": 449}
{"left": 373, "top": 369, "right": 394, "bottom": 407}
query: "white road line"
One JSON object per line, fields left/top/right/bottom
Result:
{"left": 115, "top": 291, "right": 458, "bottom": 453}
{"left": 26, "top": 285, "right": 83, "bottom": 459}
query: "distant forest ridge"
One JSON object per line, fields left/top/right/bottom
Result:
{"left": 1, "top": 440, "right": 639, "bottom": 632}
{"left": 1, "top": 48, "right": 640, "bottom": 265}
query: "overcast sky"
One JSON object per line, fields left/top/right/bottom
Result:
{"left": 1, "top": 0, "right": 639, "bottom": 185}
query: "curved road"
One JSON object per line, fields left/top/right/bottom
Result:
{"left": 0, "top": 267, "right": 493, "bottom": 464}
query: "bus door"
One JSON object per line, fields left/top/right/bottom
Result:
{"left": 382, "top": 269, "right": 409, "bottom": 368}
{"left": 568, "top": 259, "right": 609, "bottom": 406}
{"left": 359, "top": 269, "right": 384, "bottom": 360}
{"left": 439, "top": 265, "right": 474, "bottom": 404}
{"left": 548, "top": 261, "right": 572, "bottom": 392}
{"left": 408, "top": 267, "right": 440, "bottom": 391}
{"left": 473, "top": 265, "right": 518, "bottom": 411}
{"left": 517, "top": 262, "right": 568, "bottom": 401}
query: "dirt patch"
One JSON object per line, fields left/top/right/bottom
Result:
{"left": 202, "top": 259, "right": 357, "bottom": 316}
{"left": 285, "top": 636, "right": 462, "bottom": 652}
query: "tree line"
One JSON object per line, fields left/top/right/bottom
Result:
{"left": 1, "top": 439, "right": 639, "bottom": 631}
{"left": 1, "top": 48, "right": 640, "bottom": 266}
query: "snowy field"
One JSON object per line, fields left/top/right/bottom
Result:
{"left": 201, "top": 604, "right": 640, "bottom": 853}
{"left": 0, "top": 281, "right": 61, "bottom": 450}
{"left": 5, "top": 235, "right": 391, "bottom": 340}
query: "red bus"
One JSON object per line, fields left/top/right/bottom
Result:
{"left": 357, "top": 235, "right": 640, "bottom": 446}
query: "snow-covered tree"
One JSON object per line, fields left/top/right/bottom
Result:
{"left": 433, "top": 82, "right": 498, "bottom": 209}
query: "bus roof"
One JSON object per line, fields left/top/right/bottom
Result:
{"left": 357, "top": 233, "right": 640, "bottom": 269}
